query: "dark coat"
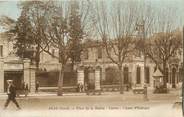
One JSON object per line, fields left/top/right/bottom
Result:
{"left": 25, "top": 84, "right": 29, "bottom": 90}
{"left": 36, "top": 83, "right": 39, "bottom": 90}
{"left": 7, "top": 85, "right": 17, "bottom": 99}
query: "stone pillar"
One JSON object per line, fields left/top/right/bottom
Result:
{"left": 141, "top": 65, "right": 145, "bottom": 86}
{"left": 24, "top": 59, "right": 36, "bottom": 93}
{"left": 101, "top": 66, "right": 106, "bottom": 81}
{"left": 150, "top": 65, "right": 154, "bottom": 88}
{"left": 95, "top": 66, "right": 101, "bottom": 90}
{"left": 77, "top": 66, "right": 84, "bottom": 85}
{"left": 0, "top": 59, "right": 4, "bottom": 93}
{"left": 23, "top": 59, "right": 30, "bottom": 87}
{"left": 128, "top": 72, "right": 132, "bottom": 84}
{"left": 30, "top": 65, "right": 36, "bottom": 93}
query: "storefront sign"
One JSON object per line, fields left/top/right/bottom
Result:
{"left": 4, "top": 63, "right": 23, "bottom": 70}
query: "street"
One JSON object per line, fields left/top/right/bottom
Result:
{"left": 0, "top": 92, "right": 182, "bottom": 117}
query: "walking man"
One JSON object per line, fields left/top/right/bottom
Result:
{"left": 4, "top": 80, "right": 21, "bottom": 110}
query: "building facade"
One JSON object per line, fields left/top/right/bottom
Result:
{"left": 0, "top": 33, "right": 36, "bottom": 93}
{"left": 77, "top": 41, "right": 183, "bottom": 90}
{"left": 0, "top": 31, "right": 183, "bottom": 93}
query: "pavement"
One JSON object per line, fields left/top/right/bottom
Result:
{"left": 0, "top": 89, "right": 181, "bottom": 101}
{"left": 0, "top": 90, "right": 182, "bottom": 117}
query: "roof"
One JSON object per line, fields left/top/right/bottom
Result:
{"left": 153, "top": 68, "right": 163, "bottom": 77}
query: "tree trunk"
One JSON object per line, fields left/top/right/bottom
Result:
{"left": 118, "top": 65, "right": 124, "bottom": 94}
{"left": 35, "top": 45, "right": 40, "bottom": 70}
{"left": 57, "top": 63, "right": 64, "bottom": 96}
{"left": 71, "top": 60, "right": 74, "bottom": 71}
{"left": 163, "top": 60, "right": 167, "bottom": 88}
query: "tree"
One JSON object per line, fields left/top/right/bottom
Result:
{"left": 94, "top": 1, "right": 140, "bottom": 94}
{"left": 0, "top": 0, "right": 108, "bottom": 96}
{"left": 131, "top": 1, "right": 183, "bottom": 89}
{"left": 20, "top": 0, "right": 92, "bottom": 96}
{"left": 18, "top": 1, "right": 50, "bottom": 69}
{"left": 14, "top": 9, "right": 35, "bottom": 60}
{"left": 0, "top": 1, "right": 46, "bottom": 68}
{"left": 145, "top": 31, "right": 182, "bottom": 87}
{"left": 14, "top": 1, "right": 70, "bottom": 96}
{"left": 137, "top": 5, "right": 182, "bottom": 88}
{"left": 68, "top": 1, "right": 83, "bottom": 70}
{"left": 0, "top": 10, "right": 35, "bottom": 61}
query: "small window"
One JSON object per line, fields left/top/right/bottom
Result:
{"left": 136, "top": 66, "right": 141, "bottom": 84}
{"left": 97, "top": 47, "right": 102, "bottom": 59}
{"left": 179, "top": 68, "right": 183, "bottom": 82}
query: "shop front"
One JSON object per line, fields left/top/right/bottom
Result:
{"left": 0, "top": 58, "right": 36, "bottom": 93}
{"left": 4, "top": 71, "right": 23, "bottom": 92}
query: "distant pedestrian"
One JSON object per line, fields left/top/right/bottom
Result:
{"left": 77, "top": 83, "right": 81, "bottom": 92}
{"left": 35, "top": 81, "right": 39, "bottom": 93}
{"left": 84, "top": 83, "right": 88, "bottom": 92}
{"left": 79, "top": 83, "right": 83, "bottom": 92}
{"left": 86, "top": 83, "right": 90, "bottom": 95}
{"left": 4, "top": 80, "right": 21, "bottom": 110}
{"left": 77, "top": 83, "right": 80, "bottom": 92}
{"left": 21, "top": 82, "right": 26, "bottom": 96}
{"left": 25, "top": 83, "right": 29, "bottom": 97}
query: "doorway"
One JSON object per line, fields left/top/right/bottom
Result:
{"left": 84, "top": 67, "right": 95, "bottom": 90}
{"left": 124, "top": 67, "right": 129, "bottom": 84}
{"left": 4, "top": 71, "right": 23, "bottom": 92}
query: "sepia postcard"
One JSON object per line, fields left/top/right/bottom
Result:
{"left": 0, "top": 0, "right": 183, "bottom": 117}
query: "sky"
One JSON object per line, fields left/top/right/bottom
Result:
{"left": 0, "top": 0, "right": 183, "bottom": 32}
{"left": 0, "top": 1, "right": 20, "bottom": 32}
{"left": 0, "top": 1, "right": 20, "bottom": 19}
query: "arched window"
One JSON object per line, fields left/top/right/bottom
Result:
{"left": 124, "top": 67, "right": 129, "bottom": 84}
{"left": 145, "top": 67, "right": 150, "bottom": 84}
{"left": 136, "top": 66, "right": 141, "bottom": 84}
{"left": 179, "top": 68, "right": 183, "bottom": 82}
